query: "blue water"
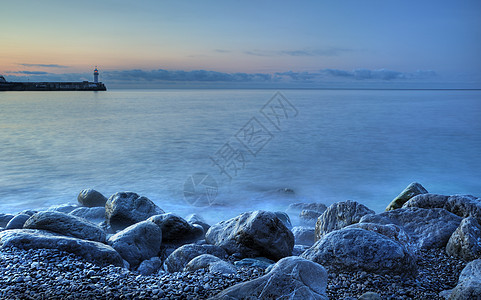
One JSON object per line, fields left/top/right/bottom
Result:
{"left": 0, "top": 89, "right": 480, "bottom": 224}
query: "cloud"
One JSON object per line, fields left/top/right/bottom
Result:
{"left": 18, "top": 63, "right": 70, "bottom": 68}
{"left": 10, "top": 71, "right": 50, "bottom": 75}
{"left": 244, "top": 47, "right": 351, "bottom": 57}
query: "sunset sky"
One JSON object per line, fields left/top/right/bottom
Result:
{"left": 1, "top": 0, "right": 480, "bottom": 88}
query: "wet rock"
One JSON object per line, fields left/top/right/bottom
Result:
{"left": 360, "top": 207, "right": 462, "bottom": 250}
{"left": 0, "top": 229, "right": 123, "bottom": 267}
{"left": 23, "top": 211, "right": 106, "bottom": 243}
{"left": 345, "top": 223, "right": 415, "bottom": 253}
{"left": 302, "top": 228, "right": 416, "bottom": 275}
{"left": 286, "top": 202, "right": 327, "bottom": 215}
{"left": 274, "top": 211, "right": 292, "bottom": 229}
{"left": 446, "top": 217, "right": 481, "bottom": 261}
{"left": 77, "top": 189, "right": 108, "bottom": 207}
{"left": 163, "top": 244, "right": 227, "bottom": 273}
{"left": 5, "top": 214, "right": 30, "bottom": 230}
{"left": 386, "top": 182, "right": 428, "bottom": 211}
{"left": 315, "top": 200, "right": 375, "bottom": 241}
{"left": 147, "top": 213, "right": 203, "bottom": 244}
{"left": 185, "top": 213, "right": 210, "bottom": 233}
{"left": 137, "top": 257, "right": 162, "bottom": 276}
{"left": 0, "top": 214, "right": 15, "bottom": 227}
{"left": 300, "top": 209, "right": 323, "bottom": 226}
{"left": 449, "top": 259, "right": 481, "bottom": 299}
{"left": 403, "top": 194, "right": 481, "bottom": 224}
{"left": 211, "top": 256, "right": 328, "bottom": 300}
{"left": 107, "top": 220, "right": 162, "bottom": 268}
{"left": 184, "top": 254, "right": 237, "bottom": 275}
{"left": 105, "top": 192, "right": 164, "bottom": 231}
{"left": 291, "top": 226, "right": 315, "bottom": 246}
{"left": 69, "top": 207, "right": 106, "bottom": 224}
{"left": 205, "top": 210, "right": 294, "bottom": 261}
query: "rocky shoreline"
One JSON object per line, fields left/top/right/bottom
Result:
{"left": 0, "top": 183, "right": 480, "bottom": 299}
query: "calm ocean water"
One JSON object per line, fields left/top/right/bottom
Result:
{"left": 0, "top": 89, "right": 480, "bottom": 224}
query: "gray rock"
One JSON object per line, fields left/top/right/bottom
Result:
{"left": 185, "top": 213, "right": 210, "bottom": 233}
{"left": 18, "top": 210, "right": 37, "bottom": 216}
{"left": 386, "top": 182, "right": 428, "bottom": 211}
{"left": 205, "top": 210, "right": 294, "bottom": 261}
{"left": 0, "top": 214, "right": 15, "bottom": 227}
{"left": 0, "top": 229, "right": 123, "bottom": 267}
{"left": 360, "top": 207, "right": 462, "bottom": 250}
{"left": 137, "top": 256, "right": 162, "bottom": 275}
{"left": 315, "top": 200, "right": 375, "bottom": 241}
{"left": 446, "top": 217, "right": 481, "bottom": 261}
{"left": 292, "top": 226, "right": 316, "bottom": 246}
{"left": 274, "top": 211, "right": 292, "bottom": 229}
{"left": 148, "top": 213, "right": 203, "bottom": 243}
{"left": 449, "top": 259, "right": 481, "bottom": 299}
{"left": 301, "top": 228, "right": 416, "bottom": 275}
{"left": 163, "top": 244, "right": 227, "bottom": 273}
{"left": 5, "top": 214, "right": 31, "bottom": 230}
{"left": 107, "top": 220, "right": 162, "bottom": 268}
{"left": 105, "top": 192, "right": 164, "bottom": 231}
{"left": 292, "top": 244, "right": 311, "bottom": 256}
{"left": 184, "top": 254, "right": 236, "bottom": 275}
{"left": 211, "top": 256, "right": 328, "bottom": 300}
{"left": 403, "top": 193, "right": 481, "bottom": 224}
{"left": 299, "top": 209, "right": 323, "bottom": 226}
{"left": 359, "top": 292, "right": 382, "bottom": 300}
{"left": 23, "top": 211, "right": 106, "bottom": 243}
{"left": 77, "top": 189, "right": 108, "bottom": 207}
{"left": 233, "top": 257, "right": 275, "bottom": 269}
{"left": 286, "top": 202, "right": 327, "bottom": 214}
{"left": 46, "top": 204, "right": 79, "bottom": 214}
{"left": 69, "top": 207, "right": 106, "bottom": 224}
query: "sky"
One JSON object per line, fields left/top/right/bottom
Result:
{"left": 1, "top": 0, "right": 480, "bottom": 88}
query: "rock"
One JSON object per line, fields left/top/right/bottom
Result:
{"left": 205, "top": 210, "right": 294, "bottom": 261}
{"left": 286, "top": 202, "right": 327, "bottom": 214}
{"left": 137, "top": 257, "right": 162, "bottom": 276}
{"left": 0, "top": 229, "right": 123, "bottom": 267}
{"left": 403, "top": 194, "right": 481, "bottom": 224}
{"left": 274, "top": 211, "right": 292, "bottom": 229}
{"left": 46, "top": 204, "right": 79, "bottom": 214}
{"left": 107, "top": 220, "right": 162, "bottom": 268}
{"left": 184, "top": 254, "right": 236, "bottom": 275}
{"left": 446, "top": 217, "right": 481, "bottom": 261}
{"left": 69, "top": 207, "right": 106, "bottom": 224}
{"left": 163, "top": 244, "right": 227, "bottom": 273}
{"left": 18, "top": 210, "right": 37, "bottom": 216}
{"left": 211, "top": 256, "right": 328, "bottom": 300}
{"left": 359, "top": 292, "right": 382, "bottom": 300}
{"left": 147, "top": 213, "right": 203, "bottom": 243}
{"left": 105, "top": 192, "right": 164, "bottom": 231}
{"left": 301, "top": 228, "right": 416, "bottom": 275}
{"left": 23, "top": 211, "right": 106, "bottom": 243}
{"left": 360, "top": 207, "right": 462, "bottom": 250}
{"left": 185, "top": 213, "right": 210, "bottom": 233}
{"left": 233, "top": 257, "right": 275, "bottom": 269}
{"left": 291, "top": 226, "right": 315, "bottom": 246}
{"left": 386, "top": 182, "right": 428, "bottom": 211}
{"left": 0, "top": 214, "right": 15, "bottom": 227}
{"left": 299, "top": 209, "right": 323, "bottom": 226}
{"left": 315, "top": 200, "right": 375, "bottom": 241}
{"left": 77, "top": 189, "right": 108, "bottom": 207}
{"left": 5, "top": 214, "right": 31, "bottom": 230}
{"left": 449, "top": 259, "right": 481, "bottom": 299}
{"left": 292, "top": 244, "right": 310, "bottom": 256}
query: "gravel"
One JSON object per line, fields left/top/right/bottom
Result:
{"left": 0, "top": 246, "right": 466, "bottom": 299}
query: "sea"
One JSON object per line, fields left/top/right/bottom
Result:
{"left": 1, "top": 89, "right": 480, "bottom": 225}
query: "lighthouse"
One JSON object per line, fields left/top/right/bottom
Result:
{"left": 93, "top": 66, "right": 99, "bottom": 83}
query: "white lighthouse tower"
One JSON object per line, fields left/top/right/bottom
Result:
{"left": 93, "top": 66, "right": 99, "bottom": 83}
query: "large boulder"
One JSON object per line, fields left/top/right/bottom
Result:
{"left": 77, "top": 189, "right": 108, "bottom": 207}
{"left": 286, "top": 202, "right": 327, "bottom": 215}
{"left": 184, "top": 254, "right": 237, "bottom": 275}
{"left": 360, "top": 207, "right": 462, "bottom": 250}
{"left": 163, "top": 244, "right": 227, "bottom": 273}
{"left": 69, "top": 207, "right": 106, "bottom": 224}
{"left": 449, "top": 259, "right": 481, "bottom": 299}
{"left": 211, "top": 256, "right": 328, "bottom": 300}
{"left": 446, "top": 217, "right": 481, "bottom": 261}
{"left": 205, "top": 210, "right": 294, "bottom": 261}
{"left": 301, "top": 228, "right": 416, "bottom": 275}
{"left": 403, "top": 194, "right": 481, "bottom": 224}
{"left": 0, "top": 214, "right": 15, "bottom": 227}
{"left": 107, "top": 220, "right": 162, "bottom": 268}
{"left": 5, "top": 214, "right": 31, "bottom": 230}
{"left": 147, "top": 213, "right": 203, "bottom": 243}
{"left": 0, "top": 229, "right": 123, "bottom": 267}
{"left": 291, "top": 226, "right": 316, "bottom": 246}
{"left": 23, "top": 211, "right": 106, "bottom": 243}
{"left": 385, "top": 182, "right": 428, "bottom": 211}
{"left": 315, "top": 200, "right": 374, "bottom": 241}
{"left": 105, "top": 192, "right": 164, "bottom": 231}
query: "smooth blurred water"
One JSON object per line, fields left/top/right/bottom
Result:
{"left": 0, "top": 89, "right": 480, "bottom": 224}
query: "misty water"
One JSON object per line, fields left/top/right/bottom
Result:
{"left": 0, "top": 89, "right": 480, "bottom": 225}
